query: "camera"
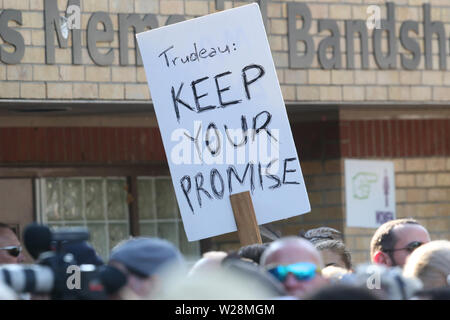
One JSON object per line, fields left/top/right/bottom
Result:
{"left": 0, "top": 224, "right": 125, "bottom": 300}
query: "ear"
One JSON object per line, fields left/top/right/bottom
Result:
{"left": 373, "top": 251, "right": 391, "bottom": 266}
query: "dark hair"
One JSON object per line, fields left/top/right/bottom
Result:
{"left": 236, "top": 243, "right": 269, "bottom": 265}
{"left": 300, "top": 227, "right": 343, "bottom": 244}
{"left": 305, "top": 284, "right": 380, "bottom": 300}
{"left": 315, "top": 240, "right": 352, "bottom": 269}
{"left": 370, "top": 218, "right": 420, "bottom": 258}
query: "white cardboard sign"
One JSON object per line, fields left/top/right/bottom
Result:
{"left": 345, "top": 159, "right": 396, "bottom": 228}
{"left": 136, "top": 4, "right": 310, "bottom": 241}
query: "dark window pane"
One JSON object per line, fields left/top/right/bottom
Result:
{"left": 137, "top": 179, "right": 156, "bottom": 220}
{"left": 155, "top": 179, "right": 177, "bottom": 219}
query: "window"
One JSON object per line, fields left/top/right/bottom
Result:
{"left": 36, "top": 176, "right": 200, "bottom": 261}
{"left": 138, "top": 177, "right": 199, "bottom": 258}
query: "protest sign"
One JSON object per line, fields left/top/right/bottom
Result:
{"left": 137, "top": 4, "right": 310, "bottom": 241}
{"left": 345, "top": 159, "right": 396, "bottom": 228}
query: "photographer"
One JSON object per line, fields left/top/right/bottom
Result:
{"left": 108, "top": 237, "right": 186, "bottom": 300}
{"left": 0, "top": 223, "right": 24, "bottom": 264}
{"left": 0, "top": 223, "right": 126, "bottom": 300}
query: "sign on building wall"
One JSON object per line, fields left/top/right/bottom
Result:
{"left": 1, "top": 1, "right": 448, "bottom": 71}
{"left": 345, "top": 159, "right": 396, "bottom": 228}
{"left": 137, "top": 4, "right": 310, "bottom": 241}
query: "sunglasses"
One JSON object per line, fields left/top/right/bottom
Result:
{"left": 266, "top": 262, "right": 320, "bottom": 282}
{"left": 0, "top": 245, "right": 22, "bottom": 257}
{"left": 384, "top": 241, "right": 423, "bottom": 254}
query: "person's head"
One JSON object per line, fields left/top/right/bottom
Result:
{"left": 315, "top": 240, "right": 352, "bottom": 270}
{"left": 108, "top": 237, "right": 185, "bottom": 299}
{"left": 370, "top": 218, "right": 430, "bottom": 268}
{"left": 187, "top": 251, "right": 227, "bottom": 277}
{"left": 0, "top": 223, "right": 24, "bottom": 264}
{"left": 260, "top": 236, "right": 327, "bottom": 299}
{"left": 236, "top": 243, "right": 269, "bottom": 265}
{"left": 403, "top": 240, "right": 450, "bottom": 290}
{"left": 220, "top": 256, "right": 287, "bottom": 297}
{"left": 156, "top": 262, "right": 284, "bottom": 300}
{"left": 300, "top": 227, "right": 343, "bottom": 244}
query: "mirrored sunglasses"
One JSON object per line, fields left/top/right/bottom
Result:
{"left": 267, "top": 262, "right": 320, "bottom": 282}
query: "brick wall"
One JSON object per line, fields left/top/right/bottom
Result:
{"left": 344, "top": 156, "right": 450, "bottom": 264}
{"left": 271, "top": 0, "right": 450, "bottom": 103}
{"left": 340, "top": 119, "right": 450, "bottom": 263}
{"left": 288, "top": 118, "right": 450, "bottom": 265}
{"left": 340, "top": 119, "right": 450, "bottom": 158}
{"left": 1, "top": 0, "right": 450, "bottom": 103}
{"left": 214, "top": 118, "right": 450, "bottom": 264}
{"left": 0, "top": 127, "right": 166, "bottom": 163}
{"left": 0, "top": 117, "right": 449, "bottom": 263}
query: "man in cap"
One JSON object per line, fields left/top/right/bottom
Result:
{"left": 108, "top": 237, "right": 185, "bottom": 299}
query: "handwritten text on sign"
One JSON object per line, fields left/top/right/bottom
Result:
{"left": 137, "top": 4, "right": 310, "bottom": 241}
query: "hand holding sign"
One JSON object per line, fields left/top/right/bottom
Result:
{"left": 137, "top": 4, "right": 310, "bottom": 241}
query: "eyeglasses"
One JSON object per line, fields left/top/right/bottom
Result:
{"left": 266, "top": 262, "right": 320, "bottom": 282}
{"left": 0, "top": 245, "right": 22, "bottom": 257}
{"left": 384, "top": 241, "right": 423, "bottom": 254}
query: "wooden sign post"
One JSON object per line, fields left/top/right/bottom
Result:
{"left": 230, "top": 191, "right": 262, "bottom": 246}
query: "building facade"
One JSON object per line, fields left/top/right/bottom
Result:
{"left": 0, "top": 0, "right": 449, "bottom": 263}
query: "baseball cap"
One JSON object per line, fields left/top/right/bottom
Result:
{"left": 109, "top": 237, "right": 185, "bottom": 277}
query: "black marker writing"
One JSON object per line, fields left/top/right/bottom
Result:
{"left": 158, "top": 42, "right": 237, "bottom": 68}
{"left": 178, "top": 157, "right": 300, "bottom": 214}
{"left": 195, "top": 172, "right": 213, "bottom": 208}
{"left": 170, "top": 63, "right": 265, "bottom": 122}
{"left": 283, "top": 158, "right": 300, "bottom": 185}
{"left": 210, "top": 168, "right": 225, "bottom": 199}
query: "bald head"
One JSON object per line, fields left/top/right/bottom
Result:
{"left": 261, "top": 237, "right": 324, "bottom": 268}
{"left": 188, "top": 251, "right": 227, "bottom": 277}
{"left": 260, "top": 237, "right": 327, "bottom": 298}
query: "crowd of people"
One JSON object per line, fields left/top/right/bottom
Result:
{"left": 0, "top": 218, "right": 449, "bottom": 300}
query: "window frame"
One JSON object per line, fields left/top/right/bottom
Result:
{"left": 0, "top": 165, "right": 204, "bottom": 259}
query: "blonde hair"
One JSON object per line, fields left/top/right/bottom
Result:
{"left": 403, "top": 240, "right": 450, "bottom": 289}
{"left": 321, "top": 265, "right": 350, "bottom": 282}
